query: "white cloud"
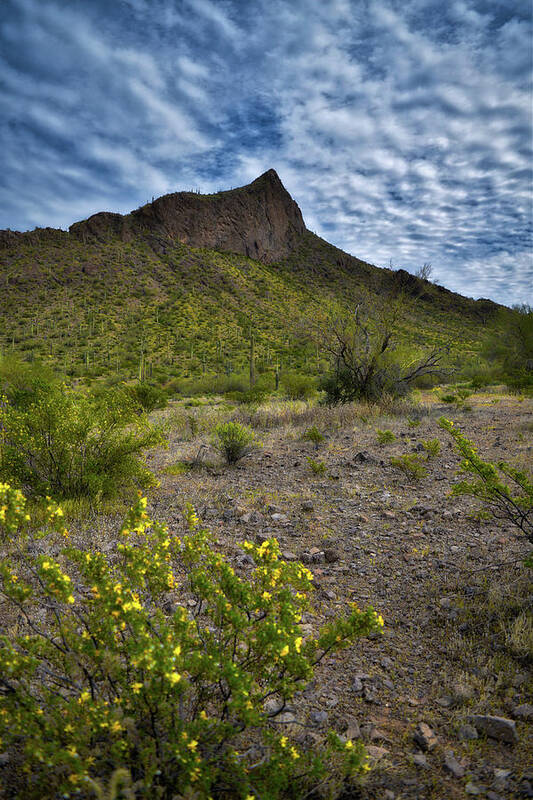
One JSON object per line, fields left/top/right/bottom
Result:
{"left": 0, "top": 0, "right": 530, "bottom": 304}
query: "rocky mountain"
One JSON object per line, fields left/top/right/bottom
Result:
{"left": 0, "top": 170, "right": 501, "bottom": 381}
{"left": 68, "top": 169, "right": 306, "bottom": 264}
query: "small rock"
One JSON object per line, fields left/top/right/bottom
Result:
{"left": 310, "top": 710, "right": 328, "bottom": 726}
{"left": 282, "top": 551, "right": 298, "bottom": 562}
{"left": 345, "top": 720, "right": 361, "bottom": 740}
{"left": 513, "top": 703, "right": 533, "bottom": 721}
{"left": 271, "top": 513, "right": 288, "bottom": 523}
{"left": 324, "top": 548, "right": 340, "bottom": 563}
{"left": 353, "top": 451, "right": 375, "bottom": 464}
{"left": 413, "top": 753, "right": 428, "bottom": 768}
{"left": 369, "top": 728, "right": 390, "bottom": 742}
{"left": 493, "top": 768, "right": 512, "bottom": 791}
{"left": 468, "top": 714, "right": 518, "bottom": 744}
{"left": 366, "top": 745, "right": 388, "bottom": 761}
{"left": 413, "top": 722, "right": 438, "bottom": 751}
{"left": 301, "top": 501, "right": 314, "bottom": 511}
{"left": 0, "top": 753, "right": 9, "bottom": 767}
{"left": 439, "top": 596, "right": 454, "bottom": 609}
{"left": 465, "top": 783, "right": 482, "bottom": 795}
{"left": 380, "top": 656, "right": 394, "bottom": 670}
{"left": 351, "top": 677, "right": 363, "bottom": 693}
{"left": 444, "top": 750, "right": 465, "bottom": 778}
{"left": 264, "top": 698, "right": 284, "bottom": 714}
{"left": 458, "top": 724, "right": 479, "bottom": 741}
{"left": 435, "top": 695, "right": 454, "bottom": 708}
{"left": 234, "top": 553, "right": 255, "bottom": 568}
{"left": 363, "top": 685, "right": 376, "bottom": 703}
{"left": 512, "top": 672, "right": 529, "bottom": 688}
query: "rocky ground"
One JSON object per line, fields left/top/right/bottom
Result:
{"left": 136, "top": 390, "right": 531, "bottom": 800}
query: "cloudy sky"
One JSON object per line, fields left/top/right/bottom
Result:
{"left": 1, "top": 0, "right": 531, "bottom": 305}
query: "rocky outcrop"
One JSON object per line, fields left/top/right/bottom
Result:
{"left": 68, "top": 169, "right": 306, "bottom": 264}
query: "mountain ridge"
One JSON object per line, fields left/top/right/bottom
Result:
{"left": 1, "top": 169, "right": 307, "bottom": 265}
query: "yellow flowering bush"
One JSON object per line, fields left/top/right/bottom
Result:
{"left": 0, "top": 488, "right": 384, "bottom": 799}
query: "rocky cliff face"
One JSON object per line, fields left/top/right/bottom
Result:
{"left": 68, "top": 169, "right": 306, "bottom": 263}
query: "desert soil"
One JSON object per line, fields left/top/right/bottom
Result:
{"left": 89, "top": 391, "right": 533, "bottom": 799}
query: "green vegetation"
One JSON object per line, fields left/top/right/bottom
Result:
{"left": 126, "top": 382, "right": 168, "bottom": 413}
{"left": 376, "top": 428, "right": 396, "bottom": 445}
{"left": 312, "top": 293, "right": 452, "bottom": 404}
{"left": 0, "top": 361, "right": 163, "bottom": 499}
{"left": 439, "top": 417, "right": 533, "bottom": 543}
{"left": 0, "top": 227, "right": 499, "bottom": 394}
{"left": 211, "top": 421, "right": 258, "bottom": 465}
{"left": 390, "top": 453, "right": 428, "bottom": 480}
{"left": 420, "top": 438, "right": 441, "bottom": 458}
{"left": 301, "top": 425, "right": 325, "bottom": 449}
{"left": 307, "top": 457, "right": 327, "bottom": 476}
{"left": 482, "top": 305, "right": 533, "bottom": 394}
{"left": 0, "top": 490, "right": 383, "bottom": 798}
{"left": 280, "top": 372, "right": 317, "bottom": 400}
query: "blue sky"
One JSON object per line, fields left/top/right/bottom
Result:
{"left": 0, "top": 0, "right": 531, "bottom": 305}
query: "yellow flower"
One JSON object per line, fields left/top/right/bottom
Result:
{"left": 262, "top": 591, "right": 271, "bottom": 600}
{"left": 279, "top": 736, "right": 288, "bottom": 748}
{"left": 187, "top": 739, "right": 198, "bottom": 751}
{"left": 294, "top": 636, "right": 303, "bottom": 653}
{"left": 345, "top": 740, "right": 354, "bottom": 750}
{"left": 167, "top": 672, "right": 181, "bottom": 685}
{"left": 131, "top": 682, "right": 143, "bottom": 694}
{"left": 78, "top": 690, "right": 90, "bottom": 704}
{"left": 173, "top": 645, "right": 182, "bottom": 657}
{"left": 280, "top": 645, "right": 289, "bottom": 657}
{"left": 110, "top": 720, "right": 122, "bottom": 733}
{"left": 290, "top": 746, "right": 300, "bottom": 760}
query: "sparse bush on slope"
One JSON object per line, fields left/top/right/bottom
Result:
{"left": 439, "top": 417, "right": 533, "bottom": 545}
{"left": 211, "top": 421, "right": 258, "bottom": 464}
{"left": 0, "top": 489, "right": 383, "bottom": 799}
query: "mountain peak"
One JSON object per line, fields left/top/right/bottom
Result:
{"left": 68, "top": 170, "right": 306, "bottom": 263}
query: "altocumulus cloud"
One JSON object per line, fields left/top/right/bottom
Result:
{"left": 0, "top": 0, "right": 531, "bottom": 305}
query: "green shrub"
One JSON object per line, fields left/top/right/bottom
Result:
{"left": 440, "top": 393, "right": 459, "bottom": 404}
{"left": 306, "top": 457, "right": 327, "bottom": 476}
{"left": 280, "top": 373, "right": 317, "bottom": 400}
{"left": 126, "top": 382, "right": 168, "bottom": 413}
{"left": 421, "top": 438, "right": 441, "bottom": 458}
{"left": 439, "top": 417, "right": 533, "bottom": 542}
{"left": 301, "top": 425, "right": 325, "bottom": 449}
{"left": 211, "top": 421, "right": 258, "bottom": 464}
{"left": 0, "top": 382, "right": 163, "bottom": 499}
{"left": 407, "top": 417, "right": 421, "bottom": 428}
{"left": 0, "top": 489, "right": 383, "bottom": 798}
{"left": 376, "top": 428, "right": 396, "bottom": 445}
{"left": 390, "top": 453, "right": 428, "bottom": 480}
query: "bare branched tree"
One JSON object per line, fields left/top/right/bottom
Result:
{"left": 305, "top": 291, "right": 450, "bottom": 403}
{"left": 415, "top": 262, "right": 433, "bottom": 281}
